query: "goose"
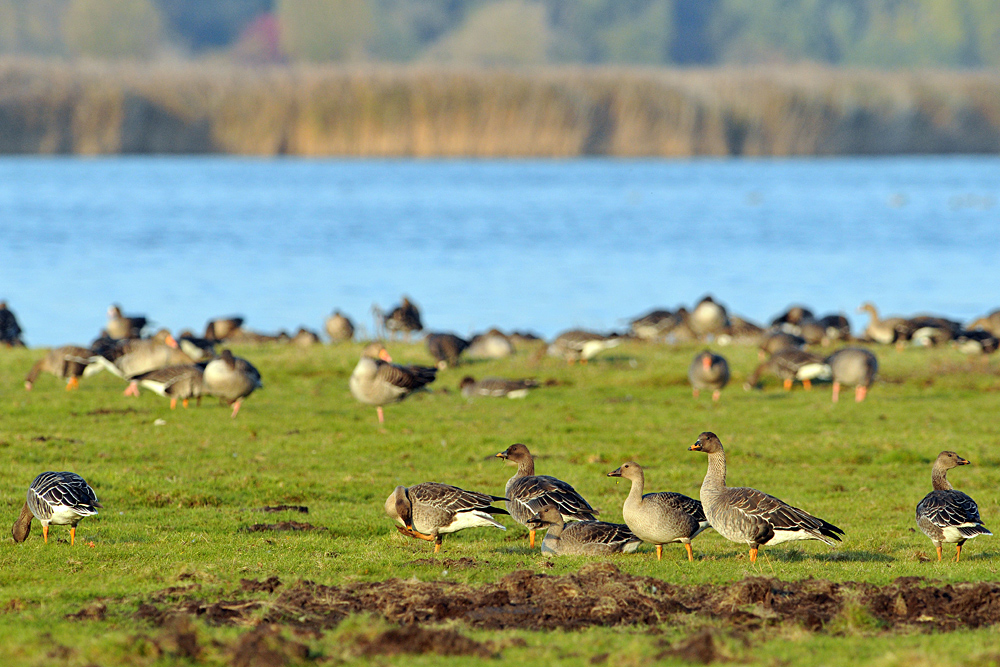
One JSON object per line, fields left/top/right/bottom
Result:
{"left": 383, "top": 297, "right": 423, "bottom": 339}
{"left": 968, "top": 310, "right": 1000, "bottom": 337}
{"left": 348, "top": 344, "right": 436, "bottom": 424}
{"left": 203, "top": 317, "right": 244, "bottom": 341}
{"left": 203, "top": 350, "right": 262, "bottom": 418}
{"left": 495, "top": 443, "right": 598, "bottom": 549}
{"left": 953, "top": 330, "right": 999, "bottom": 355}
{"left": 857, "top": 302, "right": 908, "bottom": 345}
{"left": 460, "top": 376, "right": 539, "bottom": 399}
{"left": 325, "top": 310, "right": 355, "bottom": 343}
{"left": 176, "top": 333, "right": 217, "bottom": 361}
{"left": 134, "top": 364, "right": 205, "bottom": 409}
{"left": 0, "top": 301, "right": 25, "bottom": 347}
{"left": 825, "top": 347, "right": 878, "bottom": 402}
{"left": 630, "top": 309, "right": 682, "bottom": 341}
{"left": 817, "top": 314, "right": 852, "bottom": 343}
{"left": 24, "top": 346, "right": 91, "bottom": 391}
{"left": 426, "top": 332, "right": 470, "bottom": 368}
{"left": 758, "top": 332, "right": 806, "bottom": 360}
{"left": 745, "top": 348, "right": 830, "bottom": 391}
{"left": 291, "top": 328, "right": 321, "bottom": 347}
{"left": 467, "top": 330, "right": 516, "bottom": 359}
{"left": 688, "top": 432, "right": 844, "bottom": 562}
{"left": 385, "top": 483, "right": 508, "bottom": 553}
{"left": 916, "top": 451, "right": 992, "bottom": 562}
{"left": 12, "top": 472, "right": 102, "bottom": 545}
{"left": 607, "top": 462, "right": 708, "bottom": 561}
{"left": 547, "top": 329, "right": 620, "bottom": 363}
{"left": 688, "top": 351, "right": 730, "bottom": 402}
{"left": 88, "top": 337, "right": 194, "bottom": 396}
{"left": 106, "top": 304, "right": 148, "bottom": 340}
{"left": 689, "top": 296, "right": 730, "bottom": 339}
{"left": 526, "top": 505, "right": 641, "bottom": 556}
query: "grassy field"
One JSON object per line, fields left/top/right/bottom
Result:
{"left": 2, "top": 338, "right": 1000, "bottom": 665}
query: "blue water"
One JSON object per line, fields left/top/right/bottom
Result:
{"left": 1, "top": 156, "right": 998, "bottom": 347}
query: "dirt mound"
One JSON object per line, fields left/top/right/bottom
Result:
{"left": 256, "top": 505, "right": 309, "bottom": 514}
{"left": 134, "top": 565, "right": 1000, "bottom": 634}
{"left": 239, "top": 521, "right": 324, "bottom": 533}
{"left": 357, "top": 624, "right": 495, "bottom": 658}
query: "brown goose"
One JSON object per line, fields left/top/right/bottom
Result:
{"left": 460, "top": 376, "right": 539, "bottom": 399}
{"left": 758, "top": 332, "right": 806, "bottom": 360}
{"left": 382, "top": 296, "right": 423, "bottom": 339}
{"left": 689, "top": 432, "right": 844, "bottom": 563}
{"left": 858, "top": 302, "right": 907, "bottom": 345}
{"left": 89, "top": 337, "right": 194, "bottom": 396}
{"left": 547, "top": 329, "right": 620, "bottom": 363}
{"left": 348, "top": 344, "right": 436, "bottom": 424}
{"left": 825, "top": 347, "right": 878, "bottom": 402}
{"left": 690, "top": 296, "right": 730, "bottom": 339}
{"left": 384, "top": 483, "right": 508, "bottom": 553}
{"left": 12, "top": 472, "right": 101, "bottom": 545}
{"left": 688, "top": 350, "right": 730, "bottom": 402}
{"left": 607, "top": 462, "right": 709, "bottom": 561}
{"left": 916, "top": 451, "right": 991, "bottom": 562}
{"left": 745, "top": 348, "right": 830, "bottom": 391}
{"left": 203, "top": 350, "right": 262, "bottom": 418}
{"left": 0, "top": 301, "right": 25, "bottom": 347}
{"left": 467, "top": 330, "right": 516, "bottom": 359}
{"left": 24, "top": 346, "right": 91, "bottom": 391}
{"left": 203, "top": 317, "right": 244, "bottom": 341}
{"left": 106, "top": 304, "right": 148, "bottom": 340}
{"left": 134, "top": 364, "right": 205, "bottom": 409}
{"left": 526, "top": 505, "right": 641, "bottom": 556}
{"left": 325, "top": 310, "right": 355, "bottom": 343}
{"left": 495, "top": 443, "right": 598, "bottom": 548}
{"left": 426, "top": 332, "right": 470, "bottom": 368}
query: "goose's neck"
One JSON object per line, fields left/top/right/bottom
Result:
{"left": 931, "top": 466, "right": 953, "bottom": 491}
{"left": 702, "top": 451, "right": 727, "bottom": 491}
{"left": 625, "top": 471, "right": 645, "bottom": 506}
{"left": 25, "top": 359, "right": 45, "bottom": 384}
{"left": 11, "top": 502, "right": 32, "bottom": 543}
{"left": 515, "top": 458, "right": 535, "bottom": 478}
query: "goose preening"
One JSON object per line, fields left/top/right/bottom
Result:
{"left": 547, "top": 330, "right": 620, "bottom": 363}
{"left": 0, "top": 301, "right": 25, "bottom": 347}
{"left": 526, "top": 505, "right": 641, "bottom": 556}
{"left": 382, "top": 297, "right": 423, "bottom": 339}
{"left": 348, "top": 344, "right": 436, "bottom": 424}
{"left": 495, "top": 443, "right": 598, "bottom": 549}
{"left": 88, "top": 337, "right": 194, "bottom": 396}
{"left": 24, "top": 346, "right": 91, "bottom": 391}
{"left": 607, "top": 462, "right": 709, "bottom": 561}
{"left": 745, "top": 348, "right": 831, "bottom": 391}
{"left": 688, "top": 432, "right": 844, "bottom": 562}
{"left": 203, "top": 317, "right": 244, "bottom": 341}
{"left": 460, "top": 376, "right": 539, "bottom": 399}
{"left": 106, "top": 304, "right": 148, "bottom": 340}
{"left": 916, "top": 451, "right": 991, "bottom": 562}
{"left": 825, "top": 347, "right": 878, "bottom": 402}
{"left": 134, "top": 364, "right": 206, "bottom": 409}
{"left": 203, "top": 350, "right": 262, "bottom": 418}
{"left": 426, "top": 332, "right": 470, "bottom": 368}
{"left": 12, "top": 472, "right": 102, "bottom": 545}
{"left": 325, "top": 310, "right": 355, "bottom": 343}
{"left": 688, "top": 351, "right": 730, "bottom": 402}
{"left": 384, "top": 483, "right": 508, "bottom": 553}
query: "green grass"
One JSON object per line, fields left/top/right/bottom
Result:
{"left": 2, "top": 339, "right": 1000, "bottom": 665}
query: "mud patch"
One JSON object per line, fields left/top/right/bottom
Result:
{"left": 65, "top": 601, "right": 106, "bottom": 621}
{"left": 242, "top": 577, "right": 283, "bottom": 594}
{"left": 405, "top": 557, "right": 479, "bottom": 569}
{"left": 357, "top": 624, "right": 495, "bottom": 658}
{"left": 230, "top": 624, "right": 310, "bottom": 667}
{"left": 256, "top": 505, "right": 309, "bottom": 514}
{"left": 240, "top": 521, "right": 325, "bottom": 533}
{"left": 657, "top": 629, "right": 726, "bottom": 664}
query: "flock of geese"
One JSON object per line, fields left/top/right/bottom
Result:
{"left": 4, "top": 295, "right": 996, "bottom": 564}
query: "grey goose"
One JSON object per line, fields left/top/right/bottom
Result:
{"left": 349, "top": 344, "right": 436, "bottom": 424}
{"left": 689, "top": 296, "right": 730, "bottom": 339}
{"left": 689, "top": 432, "right": 844, "bottom": 563}
{"left": 106, "top": 304, "right": 148, "bottom": 340}
{"left": 426, "top": 332, "right": 470, "bottom": 368}
{"left": 385, "top": 483, "right": 508, "bottom": 553}
{"left": 495, "top": 443, "right": 598, "bottom": 549}
{"left": 915, "top": 451, "right": 991, "bottom": 562}
{"left": 526, "top": 505, "right": 641, "bottom": 556}
{"left": 203, "top": 350, "right": 262, "bottom": 418}
{"left": 607, "top": 462, "right": 708, "bottom": 561}
{"left": 0, "top": 301, "right": 25, "bottom": 347}
{"left": 745, "top": 348, "right": 831, "bottom": 391}
{"left": 88, "top": 336, "right": 194, "bottom": 396}
{"left": 459, "top": 376, "right": 539, "bottom": 399}
{"left": 825, "top": 347, "right": 878, "bottom": 402}
{"left": 325, "top": 310, "right": 355, "bottom": 343}
{"left": 12, "top": 472, "right": 102, "bottom": 545}
{"left": 547, "top": 330, "right": 620, "bottom": 363}
{"left": 24, "top": 346, "right": 91, "bottom": 391}
{"left": 134, "top": 364, "right": 206, "bottom": 409}
{"left": 688, "top": 351, "right": 730, "bottom": 402}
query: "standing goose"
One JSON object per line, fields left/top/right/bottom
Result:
{"left": 382, "top": 297, "right": 423, "bottom": 339}
{"left": 106, "top": 304, "right": 148, "bottom": 340}
{"left": 607, "top": 462, "right": 709, "bottom": 561}
{"left": 349, "top": 344, "right": 437, "bottom": 424}
{"left": 688, "top": 432, "right": 844, "bottom": 563}
{"left": 459, "top": 376, "right": 539, "bottom": 399}
{"left": 24, "top": 346, "right": 91, "bottom": 391}
{"left": 12, "top": 472, "right": 102, "bottom": 545}
{"left": 134, "top": 364, "right": 206, "bottom": 409}
{"left": 384, "top": 483, "right": 508, "bottom": 553}
{"left": 825, "top": 347, "right": 878, "bottom": 403}
{"left": 745, "top": 348, "right": 831, "bottom": 391}
{"left": 426, "top": 332, "right": 470, "bottom": 368}
{"left": 690, "top": 296, "right": 730, "bottom": 339}
{"left": 325, "top": 310, "right": 355, "bottom": 343}
{"left": 688, "top": 351, "right": 730, "bottom": 402}
{"left": 203, "top": 317, "right": 244, "bottom": 341}
{"left": 203, "top": 350, "right": 262, "bottom": 418}
{"left": 89, "top": 337, "right": 194, "bottom": 396}
{"left": 858, "top": 302, "right": 907, "bottom": 346}
{"left": 916, "top": 451, "right": 991, "bottom": 562}
{"left": 526, "top": 505, "right": 641, "bottom": 556}
{"left": 495, "top": 443, "right": 598, "bottom": 548}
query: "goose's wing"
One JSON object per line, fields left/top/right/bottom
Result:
{"left": 409, "top": 483, "right": 507, "bottom": 514}
{"left": 509, "top": 475, "right": 597, "bottom": 520}
{"left": 652, "top": 492, "right": 707, "bottom": 523}
{"left": 28, "top": 472, "right": 101, "bottom": 520}
{"left": 376, "top": 360, "right": 436, "bottom": 391}
{"left": 568, "top": 521, "right": 639, "bottom": 549}
{"left": 917, "top": 490, "right": 988, "bottom": 535}
{"left": 727, "top": 487, "right": 843, "bottom": 543}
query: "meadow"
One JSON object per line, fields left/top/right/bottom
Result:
{"left": 1, "top": 338, "right": 1000, "bottom": 665}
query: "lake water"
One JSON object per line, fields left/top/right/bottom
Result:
{"left": 1, "top": 156, "right": 997, "bottom": 348}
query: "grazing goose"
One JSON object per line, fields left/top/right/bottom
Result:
{"left": 460, "top": 376, "right": 539, "bottom": 399}
{"left": 630, "top": 309, "right": 683, "bottom": 341}
{"left": 203, "top": 317, "right": 244, "bottom": 341}
{"left": 825, "top": 347, "right": 878, "bottom": 402}
{"left": 690, "top": 296, "right": 730, "bottom": 339}
{"left": 953, "top": 330, "right": 999, "bottom": 355}
{"left": 526, "top": 505, "right": 641, "bottom": 556}
{"left": 385, "top": 483, "right": 508, "bottom": 553}
{"left": 607, "top": 462, "right": 708, "bottom": 561}
{"left": 134, "top": 364, "right": 205, "bottom": 409}
{"left": 758, "top": 332, "right": 806, "bottom": 360}
{"left": 688, "top": 432, "right": 844, "bottom": 562}
{"left": 426, "top": 332, "right": 470, "bottom": 368}
{"left": 770, "top": 305, "right": 815, "bottom": 332}
{"left": 12, "top": 472, "right": 102, "bottom": 545}
{"left": 202, "top": 350, "right": 262, "bottom": 418}
{"left": 89, "top": 337, "right": 194, "bottom": 396}
{"left": 547, "top": 329, "right": 620, "bottom": 363}
{"left": 467, "top": 330, "right": 516, "bottom": 359}
{"left": 24, "top": 346, "right": 91, "bottom": 391}
{"left": 176, "top": 333, "right": 217, "bottom": 362}
{"left": 916, "top": 451, "right": 991, "bottom": 562}
{"left": 688, "top": 351, "right": 730, "bottom": 402}
{"left": 382, "top": 296, "right": 423, "bottom": 339}
{"left": 0, "top": 300, "right": 25, "bottom": 347}
{"left": 745, "top": 348, "right": 831, "bottom": 391}
{"left": 325, "top": 310, "right": 355, "bottom": 343}
{"left": 495, "top": 443, "right": 598, "bottom": 549}
{"left": 106, "top": 304, "right": 148, "bottom": 340}
{"left": 349, "top": 344, "right": 437, "bottom": 424}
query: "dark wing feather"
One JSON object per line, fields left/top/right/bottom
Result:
{"left": 509, "top": 475, "right": 597, "bottom": 520}
{"left": 649, "top": 492, "right": 706, "bottom": 523}
{"left": 28, "top": 472, "right": 101, "bottom": 520}
{"left": 917, "top": 490, "right": 988, "bottom": 531}
{"left": 409, "top": 482, "right": 506, "bottom": 514}
{"left": 568, "top": 521, "right": 639, "bottom": 548}
{"left": 376, "top": 360, "right": 437, "bottom": 391}
{"left": 728, "top": 487, "right": 843, "bottom": 542}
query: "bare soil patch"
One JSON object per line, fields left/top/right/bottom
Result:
{"left": 239, "top": 521, "right": 325, "bottom": 533}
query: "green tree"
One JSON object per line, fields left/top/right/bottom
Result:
{"left": 63, "top": 0, "right": 164, "bottom": 59}
{"left": 276, "top": 0, "right": 374, "bottom": 61}
{"left": 547, "top": 0, "right": 674, "bottom": 64}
